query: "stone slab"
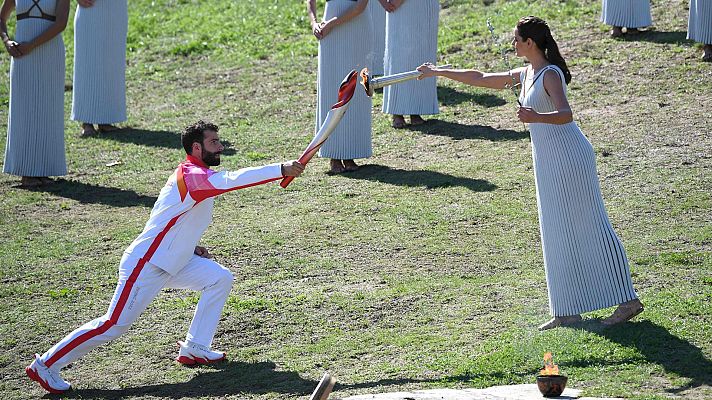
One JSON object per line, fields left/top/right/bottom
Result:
{"left": 339, "top": 384, "right": 624, "bottom": 400}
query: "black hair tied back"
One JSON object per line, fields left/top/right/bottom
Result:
{"left": 517, "top": 16, "right": 572, "bottom": 84}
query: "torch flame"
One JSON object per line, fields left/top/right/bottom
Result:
{"left": 359, "top": 67, "right": 372, "bottom": 97}
{"left": 539, "top": 352, "right": 560, "bottom": 376}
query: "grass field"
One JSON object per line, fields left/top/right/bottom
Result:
{"left": 0, "top": 0, "right": 710, "bottom": 399}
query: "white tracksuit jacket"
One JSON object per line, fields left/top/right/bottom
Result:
{"left": 126, "top": 154, "right": 283, "bottom": 275}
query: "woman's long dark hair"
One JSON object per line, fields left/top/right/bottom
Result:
{"left": 517, "top": 16, "right": 571, "bottom": 84}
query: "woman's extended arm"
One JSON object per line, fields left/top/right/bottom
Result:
{"left": 14, "top": 0, "right": 69, "bottom": 57}
{"left": 418, "top": 63, "right": 526, "bottom": 90}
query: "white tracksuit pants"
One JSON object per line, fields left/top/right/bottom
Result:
{"left": 40, "top": 253, "right": 233, "bottom": 370}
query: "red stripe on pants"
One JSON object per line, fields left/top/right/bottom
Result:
{"left": 45, "top": 212, "right": 186, "bottom": 368}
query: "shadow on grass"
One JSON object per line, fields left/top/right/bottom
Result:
{"left": 578, "top": 320, "right": 712, "bottom": 393}
{"left": 618, "top": 30, "right": 690, "bottom": 45}
{"left": 59, "top": 360, "right": 529, "bottom": 399}
{"left": 96, "top": 127, "right": 237, "bottom": 155}
{"left": 22, "top": 179, "right": 157, "bottom": 208}
{"left": 407, "top": 119, "right": 529, "bottom": 141}
{"left": 438, "top": 86, "right": 507, "bottom": 107}
{"left": 60, "top": 360, "right": 317, "bottom": 399}
{"left": 342, "top": 164, "right": 497, "bottom": 192}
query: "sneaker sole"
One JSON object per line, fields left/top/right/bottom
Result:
{"left": 25, "top": 366, "right": 67, "bottom": 394}
{"left": 176, "top": 354, "right": 225, "bottom": 366}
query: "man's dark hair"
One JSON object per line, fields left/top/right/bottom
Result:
{"left": 182, "top": 120, "right": 219, "bottom": 154}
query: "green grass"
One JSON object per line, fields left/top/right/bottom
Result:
{"left": 1, "top": 0, "right": 710, "bottom": 399}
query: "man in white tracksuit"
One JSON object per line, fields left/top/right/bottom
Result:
{"left": 26, "top": 120, "right": 305, "bottom": 394}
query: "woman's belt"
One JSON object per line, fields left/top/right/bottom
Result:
{"left": 16, "top": 11, "right": 56, "bottom": 22}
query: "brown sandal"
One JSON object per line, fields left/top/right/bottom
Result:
{"left": 342, "top": 159, "right": 359, "bottom": 172}
{"left": 80, "top": 123, "right": 98, "bottom": 137}
{"left": 602, "top": 299, "right": 644, "bottom": 326}
{"left": 409, "top": 115, "right": 426, "bottom": 126}
{"left": 329, "top": 159, "right": 346, "bottom": 174}
{"left": 392, "top": 115, "right": 407, "bottom": 129}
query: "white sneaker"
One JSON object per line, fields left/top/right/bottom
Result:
{"left": 176, "top": 340, "right": 226, "bottom": 365}
{"left": 25, "top": 354, "right": 71, "bottom": 394}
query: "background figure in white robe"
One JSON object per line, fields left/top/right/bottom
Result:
{"left": 601, "top": 0, "right": 652, "bottom": 38}
{"left": 1, "top": 0, "right": 69, "bottom": 187}
{"left": 687, "top": 0, "right": 712, "bottom": 61}
{"left": 382, "top": 0, "right": 439, "bottom": 129}
{"left": 308, "top": 0, "right": 372, "bottom": 174}
{"left": 368, "top": 0, "right": 387, "bottom": 75}
{"left": 71, "top": 0, "right": 128, "bottom": 137}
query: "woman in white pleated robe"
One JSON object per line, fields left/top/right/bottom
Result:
{"left": 1, "top": 0, "right": 69, "bottom": 186}
{"left": 72, "top": 0, "right": 128, "bottom": 137}
{"left": 307, "top": 0, "right": 373, "bottom": 173}
{"left": 418, "top": 16, "right": 644, "bottom": 330}
{"left": 687, "top": 0, "right": 712, "bottom": 61}
{"left": 382, "top": 0, "right": 439, "bottom": 129}
{"left": 601, "top": 0, "right": 652, "bottom": 38}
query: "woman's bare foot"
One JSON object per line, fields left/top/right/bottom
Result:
{"left": 329, "top": 159, "right": 346, "bottom": 174}
{"left": 610, "top": 26, "right": 623, "bottom": 38}
{"left": 702, "top": 44, "right": 712, "bottom": 62}
{"left": 602, "top": 299, "right": 644, "bottom": 326}
{"left": 98, "top": 124, "right": 120, "bottom": 132}
{"left": 343, "top": 159, "right": 359, "bottom": 172}
{"left": 80, "top": 123, "right": 97, "bottom": 137}
{"left": 409, "top": 115, "right": 426, "bottom": 126}
{"left": 538, "top": 315, "right": 582, "bottom": 331}
{"left": 392, "top": 115, "right": 406, "bottom": 129}
{"left": 20, "top": 176, "right": 45, "bottom": 187}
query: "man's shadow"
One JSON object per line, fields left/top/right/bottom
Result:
{"left": 61, "top": 360, "right": 316, "bottom": 399}
{"left": 342, "top": 164, "right": 497, "bottom": 192}
{"left": 98, "top": 128, "right": 236, "bottom": 155}
{"left": 577, "top": 320, "right": 712, "bottom": 393}
{"left": 21, "top": 179, "right": 157, "bottom": 208}
{"left": 407, "top": 119, "right": 529, "bottom": 142}
{"left": 61, "top": 360, "right": 440, "bottom": 399}
{"left": 60, "top": 359, "right": 527, "bottom": 399}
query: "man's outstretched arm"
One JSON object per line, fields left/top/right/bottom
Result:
{"left": 186, "top": 161, "right": 304, "bottom": 202}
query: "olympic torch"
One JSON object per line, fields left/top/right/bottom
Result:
{"left": 280, "top": 69, "right": 359, "bottom": 188}
{"left": 359, "top": 64, "right": 452, "bottom": 97}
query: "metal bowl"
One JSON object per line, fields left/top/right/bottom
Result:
{"left": 536, "top": 375, "right": 568, "bottom": 397}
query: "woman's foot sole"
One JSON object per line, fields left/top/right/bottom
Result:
{"left": 538, "top": 315, "right": 582, "bottom": 331}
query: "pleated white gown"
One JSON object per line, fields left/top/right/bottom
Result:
{"left": 382, "top": 0, "right": 439, "bottom": 116}
{"left": 519, "top": 65, "right": 638, "bottom": 317}
{"left": 601, "top": 0, "right": 652, "bottom": 28}
{"left": 317, "top": 0, "right": 373, "bottom": 160}
{"left": 71, "top": 0, "right": 128, "bottom": 124}
{"left": 368, "top": 0, "right": 386, "bottom": 75}
{"left": 3, "top": 0, "right": 66, "bottom": 177}
{"left": 688, "top": 0, "right": 712, "bottom": 44}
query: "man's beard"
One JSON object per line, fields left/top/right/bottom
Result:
{"left": 202, "top": 150, "right": 221, "bottom": 166}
